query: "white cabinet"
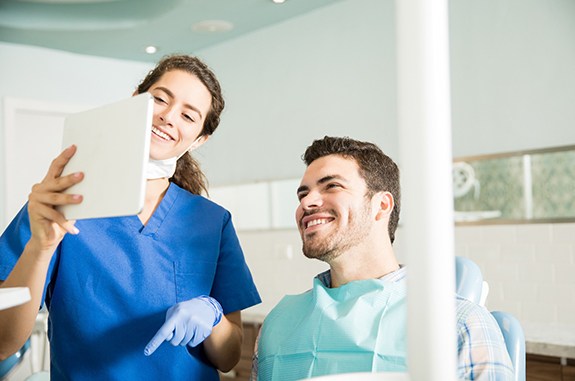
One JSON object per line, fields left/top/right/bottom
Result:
{"left": 209, "top": 178, "right": 300, "bottom": 231}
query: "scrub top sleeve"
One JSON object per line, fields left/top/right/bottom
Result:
{"left": 0, "top": 204, "right": 32, "bottom": 279}
{"left": 210, "top": 211, "right": 261, "bottom": 314}
{"left": 0, "top": 203, "right": 58, "bottom": 308}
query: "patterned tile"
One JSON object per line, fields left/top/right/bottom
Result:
{"left": 454, "top": 149, "right": 575, "bottom": 221}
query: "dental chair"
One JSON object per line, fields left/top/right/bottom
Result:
{"left": 455, "top": 256, "right": 525, "bottom": 381}
{"left": 491, "top": 311, "right": 526, "bottom": 381}
{"left": 455, "top": 255, "right": 489, "bottom": 305}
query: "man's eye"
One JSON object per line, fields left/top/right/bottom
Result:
{"left": 297, "top": 193, "right": 307, "bottom": 201}
{"left": 326, "top": 183, "right": 340, "bottom": 189}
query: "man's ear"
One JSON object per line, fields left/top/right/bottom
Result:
{"left": 374, "top": 192, "right": 394, "bottom": 221}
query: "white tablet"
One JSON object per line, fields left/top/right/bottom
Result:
{"left": 58, "top": 93, "right": 153, "bottom": 220}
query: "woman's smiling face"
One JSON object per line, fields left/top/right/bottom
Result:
{"left": 147, "top": 69, "right": 212, "bottom": 160}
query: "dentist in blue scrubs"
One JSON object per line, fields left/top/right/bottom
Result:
{"left": 0, "top": 54, "right": 261, "bottom": 380}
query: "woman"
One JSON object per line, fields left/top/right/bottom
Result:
{"left": 0, "top": 55, "right": 261, "bottom": 380}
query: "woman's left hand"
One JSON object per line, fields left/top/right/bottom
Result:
{"left": 144, "top": 296, "right": 223, "bottom": 356}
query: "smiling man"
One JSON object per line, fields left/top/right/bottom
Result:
{"left": 253, "top": 136, "right": 514, "bottom": 381}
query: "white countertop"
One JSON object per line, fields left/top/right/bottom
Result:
{"left": 523, "top": 323, "right": 575, "bottom": 359}
{"left": 0, "top": 287, "right": 31, "bottom": 310}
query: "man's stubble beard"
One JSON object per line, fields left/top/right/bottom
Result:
{"left": 301, "top": 202, "right": 372, "bottom": 263}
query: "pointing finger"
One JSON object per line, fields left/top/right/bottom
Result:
{"left": 144, "top": 322, "right": 174, "bottom": 356}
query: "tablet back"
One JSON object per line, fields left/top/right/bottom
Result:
{"left": 58, "top": 93, "right": 153, "bottom": 220}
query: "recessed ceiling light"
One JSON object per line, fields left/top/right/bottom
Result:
{"left": 272, "top": 0, "right": 286, "bottom": 3}
{"left": 192, "top": 20, "right": 233, "bottom": 33}
{"left": 145, "top": 46, "right": 157, "bottom": 54}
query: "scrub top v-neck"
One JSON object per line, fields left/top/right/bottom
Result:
{"left": 127, "top": 180, "right": 179, "bottom": 235}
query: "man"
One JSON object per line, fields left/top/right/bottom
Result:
{"left": 253, "top": 136, "right": 513, "bottom": 380}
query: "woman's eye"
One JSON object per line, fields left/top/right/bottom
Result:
{"left": 153, "top": 96, "right": 166, "bottom": 104}
{"left": 183, "top": 114, "right": 195, "bottom": 123}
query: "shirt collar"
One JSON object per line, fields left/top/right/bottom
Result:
{"left": 316, "top": 264, "right": 406, "bottom": 288}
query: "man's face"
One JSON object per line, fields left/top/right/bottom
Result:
{"left": 295, "top": 154, "right": 374, "bottom": 262}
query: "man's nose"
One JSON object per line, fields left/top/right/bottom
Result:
{"left": 300, "top": 190, "right": 323, "bottom": 210}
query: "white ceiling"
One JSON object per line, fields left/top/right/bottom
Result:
{"left": 0, "top": 0, "right": 345, "bottom": 62}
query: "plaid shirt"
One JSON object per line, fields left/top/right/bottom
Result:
{"left": 251, "top": 266, "right": 514, "bottom": 380}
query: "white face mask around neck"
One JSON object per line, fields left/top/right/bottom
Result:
{"left": 146, "top": 157, "right": 178, "bottom": 179}
{"left": 146, "top": 137, "right": 203, "bottom": 180}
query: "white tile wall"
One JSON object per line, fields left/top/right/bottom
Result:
{"left": 455, "top": 222, "right": 575, "bottom": 326}
{"left": 238, "top": 229, "right": 328, "bottom": 318}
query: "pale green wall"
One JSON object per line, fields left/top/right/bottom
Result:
{"left": 450, "top": 0, "right": 575, "bottom": 158}
{"left": 197, "top": 0, "right": 397, "bottom": 186}
{"left": 196, "top": 0, "right": 575, "bottom": 186}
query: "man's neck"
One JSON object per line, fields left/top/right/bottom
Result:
{"left": 328, "top": 243, "right": 400, "bottom": 288}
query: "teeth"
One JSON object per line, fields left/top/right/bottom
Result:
{"left": 152, "top": 127, "right": 171, "bottom": 140}
{"left": 307, "top": 219, "right": 329, "bottom": 228}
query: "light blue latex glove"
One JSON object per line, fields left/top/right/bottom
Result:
{"left": 144, "top": 295, "right": 223, "bottom": 356}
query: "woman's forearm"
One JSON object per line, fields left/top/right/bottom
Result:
{"left": 204, "top": 310, "right": 243, "bottom": 372}
{"left": 0, "top": 241, "right": 53, "bottom": 359}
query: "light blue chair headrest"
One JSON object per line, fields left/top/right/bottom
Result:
{"left": 455, "top": 256, "right": 484, "bottom": 304}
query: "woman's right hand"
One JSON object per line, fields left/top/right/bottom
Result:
{"left": 27, "top": 145, "right": 84, "bottom": 255}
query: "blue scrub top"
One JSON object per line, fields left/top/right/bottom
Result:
{"left": 0, "top": 183, "right": 261, "bottom": 380}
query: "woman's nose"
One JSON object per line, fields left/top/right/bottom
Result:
{"left": 158, "top": 106, "right": 176, "bottom": 125}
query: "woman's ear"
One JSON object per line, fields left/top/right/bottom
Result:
{"left": 374, "top": 192, "right": 394, "bottom": 221}
{"left": 188, "top": 135, "right": 210, "bottom": 152}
